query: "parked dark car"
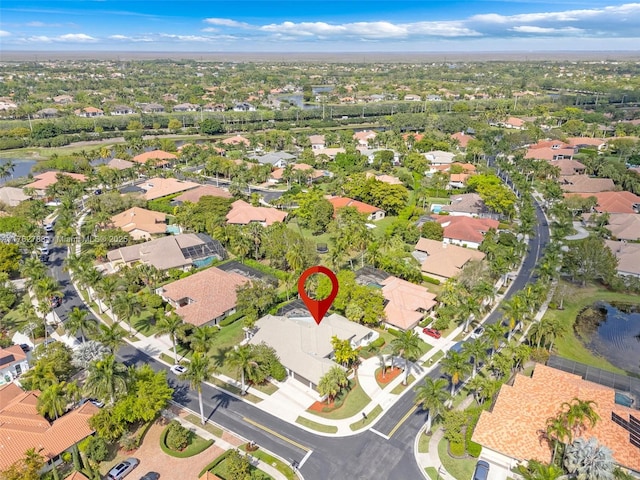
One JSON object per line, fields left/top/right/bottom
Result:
{"left": 472, "top": 460, "right": 490, "bottom": 480}
{"left": 19, "top": 343, "right": 31, "bottom": 352}
{"left": 50, "top": 296, "right": 62, "bottom": 308}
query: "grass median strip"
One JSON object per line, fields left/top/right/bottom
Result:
{"left": 390, "top": 374, "right": 416, "bottom": 394}
{"left": 349, "top": 404, "right": 382, "bottom": 431}
{"left": 240, "top": 445, "right": 297, "bottom": 480}
{"left": 295, "top": 416, "right": 338, "bottom": 434}
{"left": 210, "top": 377, "right": 263, "bottom": 403}
{"left": 184, "top": 414, "right": 224, "bottom": 438}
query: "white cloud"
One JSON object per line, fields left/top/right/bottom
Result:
{"left": 510, "top": 26, "right": 584, "bottom": 34}
{"left": 25, "top": 21, "right": 63, "bottom": 27}
{"left": 204, "top": 18, "right": 250, "bottom": 28}
{"left": 58, "top": 33, "right": 97, "bottom": 42}
{"left": 201, "top": 27, "right": 218, "bottom": 33}
{"left": 0, "top": 30, "right": 11, "bottom": 37}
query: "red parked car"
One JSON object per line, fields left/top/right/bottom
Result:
{"left": 422, "top": 327, "right": 441, "bottom": 339}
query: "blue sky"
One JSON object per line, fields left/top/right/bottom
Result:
{"left": 1, "top": 1, "right": 639, "bottom": 52}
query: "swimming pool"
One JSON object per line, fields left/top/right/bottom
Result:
{"left": 615, "top": 392, "right": 634, "bottom": 408}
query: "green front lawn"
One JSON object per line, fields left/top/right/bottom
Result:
{"left": 349, "top": 404, "right": 383, "bottom": 431}
{"left": 543, "top": 281, "right": 638, "bottom": 374}
{"left": 307, "top": 380, "right": 372, "bottom": 420}
{"left": 207, "top": 321, "right": 246, "bottom": 377}
{"left": 295, "top": 416, "right": 338, "bottom": 433}
{"left": 418, "top": 432, "right": 431, "bottom": 453}
{"left": 438, "top": 435, "right": 476, "bottom": 480}
{"left": 239, "top": 446, "right": 298, "bottom": 480}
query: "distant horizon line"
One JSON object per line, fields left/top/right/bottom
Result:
{"left": 3, "top": 49, "right": 640, "bottom": 62}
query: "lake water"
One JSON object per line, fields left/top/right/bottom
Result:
{"left": 0, "top": 159, "right": 37, "bottom": 185}
{"left": 575, "top": 302, "right": 640, "bottom": 376}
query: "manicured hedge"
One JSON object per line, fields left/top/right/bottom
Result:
{"left": 198, "top": 450, "right": 233, "bottom": 478}
{"left": 159, "top": 421, "right": 214, "bottom": 458}
{"left": 422, "top": 275, "right": 441, "bottom": 285}
{"left": 219, "top": 312, "right": 244, "bottom": 326}
{"left": 370, "top": 337, "right": 385, "bottom": 349}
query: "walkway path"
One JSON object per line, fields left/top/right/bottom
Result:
{"left": 565, "top": 221, "right": 589, "bottom": 240}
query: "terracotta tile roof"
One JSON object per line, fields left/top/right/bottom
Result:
{"left": 529, "top": 140, "right": 571, "bottom": 150}
{"left": 566, "top": 137, "right": 607, "bottom": 148}
{"left": 132, "top": 150, "right": 177, "bottom": 166}
{"left": 441, "top": 193, "right": 487, "bottom": 216}
{"left": 159, "top": 267, "right": 248, "bottom": 326}
{"left": 173, "top": 185, "right": 232, "bottom": 202}
{"left": 381, "top": 276, "right": 437, "bottom": 330}
{"left": 308, "top": 135, "right": 325, "bottom": 144}
{"left": 221, "top": 135, "right": 250, "bottom": 146}
{"left": 66, "top": 472, "right": 90, "bottom": 480}
{"left": 24, "top": 171, "right": 87, "bottom": 191}
{"left": 353, "top": 130, "right": 377, "bottom": 143}
{"left": 560, "top": 175, "right": 616, "bottom": 193}
{"left": 605, "top": 240, "right": 640, "bottom": 276}
{"left": 451, "top": 132, "right": 473, "bottom": 148}
{"left": 435, "top": 216, "right": 499, "bottom": 245}
{"left": 402, "top": 132, "right": 424, "bottom": 143}
{"left": 106, "top": 158, "right": 134, "bottom": 170}
{"left": 414, "top": 238, "right": 485, "bottom": 279}
{"left": 110, "top": 207, "right": 166, "bottom": 235}
{"left": 138, "top": 177, "right": 199, "bottom": 201}
{"left": 504, "top": 116, "right": 525, "bottom": 127}
{"left": 271, "top": 164, "right": 324, "bottom": 181}
{"left": 327, "top": 196, "right": 382, "bottom": 215}
{"left": 365, "top": 172, "right": 403, "bottom": 185}
{"left": 525, "top": 148, "right": 576, "bottom": 162}
{"left": 226, "top": 200, "right": 287, "bottom": 226}
{"left": 604, "top": 213, "right": 640, "bottom": 241}
{"left": 0, "top": 383, "right": 98, "bottom": 470}
{"left": 549, "top": 159, "right": 586, "bottom": 175}
{"left": 0, "top": 345, "right": 27, "bottom": 367}
{"left": 565, "top": 191, "right": 640, "bottom": 214}
{"left": 312, "top": 147, "right": 345, "bottom": 158}
{"left": 472, "top": 364, "right": 640, "bottom": 472}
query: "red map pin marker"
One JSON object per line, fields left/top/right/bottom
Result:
{"left": 297, "top": 266, "right": 339, "bottom": 325}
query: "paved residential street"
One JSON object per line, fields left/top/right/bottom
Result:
{"left": 47, "top": 192, "right": 550, "bottom": 480}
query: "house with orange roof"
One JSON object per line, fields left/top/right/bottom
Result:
{"left": 66, "top": 472, "right": 90, "bottom": 480}
{"left": 451, "top": 132, "right": 474, "bottom": 150}
{"left": 566, "top": 137, "right": 608, "bottom": 151}
{"left": 110, "top": 207, "right": 167, "bottom": 241}
{"left": 565, "top": 191, "right": 640, "bottom": 214}
{"left": 226, "top": 200, "right": 288, "bottom": 227}
{"left": 353, "top": 130, "right": 377, "bottom": 147}
{"left": 402, "top": 132, "right": 424, "bottom": 144}
{"left": 413, "top": 238, "right": 486, "bottom": 281}
{"left": 549, "top": 159, "right": 586, "bottom": 176}
{"left": 157, "top": 267, "right": 248, "bottom": 327}
{"left": 0, "top": 382, "right": 98, "bottom": 472}
{"left": 472, "top": 364, "right": 640, "bottom": 473}
{"left": 526, "top": 146, "right": 576, "bottom": 162}
{"left": 137, "top": 177, "right": 199, "bottom": 201}
{"left": 327, "top": 196, "right": 385, "bottom": 221}
{"left": 131, "top": 150, "right": 177, "bottom": 167}
{"left": 270, "top": 164, "right": 325, "bottom": 184}
{"left": 221, "top": 135, "right": 250, "bottom": 146}
{"left": 435, "top": 216, "right": 499, "bottom": 249}
{"left": 448, "top": 173, "right": 471, "bottom": 189}
{"left": 312, "top": 147, "right": 345, "bottom": 159}
{"left": 0, "top": 345, "right": 29, "bottom": 386}
{"left": 172, "top": 184, "right": 232, "bottom": 203}
{"left": 23, "top": 171, "right": 87, "bottom": 196}
{"left": 500, "top": 117, "right": 526, "bottom": 129}
{"left": 74, "top": 107, "right": 103, "bottom": 118}
{"left": 365, "top": 172, "right": 403, "bottom": 185}
{"left": 380, "top": 276, "right": 437, "bottom": 331}
{"left": 106, "top": 158, "right": 135, "bottom": 171}
{"left": 560, "top": 175, "right": 615, "bottom": 193}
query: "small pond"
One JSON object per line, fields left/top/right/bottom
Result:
{"left": 0, "top": 159, "right": 37, "bottom": 184}
{"left": 574, "top": 302, "right": 640, "bottom": 376}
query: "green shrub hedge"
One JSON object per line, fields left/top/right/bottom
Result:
{"left": 198, "top": 450, "right": 233, "bottom": 477}
{"left": 370, "top": 337, "right": 385, "bottom": 348}
{"left": 219, "top": 312, "right": 244, "bottom": 327}
{"left": 449, "top": 441, "right": 465, "bottom": 457}
{"left": 160, "top": 421, "right": 214, "bottom": 458}
{"left": 422, "top": 275, "right": 441, "bottom": 285}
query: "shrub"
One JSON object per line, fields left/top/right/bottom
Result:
{"left": 422, "top": 275, "right": 441, "bottom": 285}
{"left": 432, "top": 317, "right": 450, "bottom": 331}
{"left": 386, "top": 328, "right": 401, "bottom": 337}
{"left": 198, "top": 451, "right": 233, "bottom": 478}
{"left": 449, "top": 441, "right": 465, "bottom": 457}
{"left": 219, "top": 312, "right": 244, "bottom": 327}
{"left": 269, "top": 361, "right": 287, "bottom": 382}
{"left": 370, "top": 337, "right": 385, "bottom": 349}
{"left": 165, "top": 421, "right": 192, "bottom": 451}
{"left": 85, "top": 436, "right": 109, "bottom": 462}
{"left": 119, "top": 433, "right": 138, "bottom": 452}
{"left": 530, "top": 347, "right": 550, "bottom": 363}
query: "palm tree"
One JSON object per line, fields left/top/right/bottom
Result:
{"left": 390, "top": 330, "right": 422, "bottom": 385}
{"left": 96, "top": 275, "right": 120, "bottom": 313}
{"left": 462, "top": 339, "right": 489, "bottom": 378}
{"left": 563, "top": 437, "right": 615, "bottom": 480}
{"left": 517, "top": 460, "right": 563, "bottom": 480}
{"left": 65, "top": 307, "right": 96, "bottom": 343}
{"left": 96, "top": 323, "right": 125, "bottom": 353}
{"left": 317, "top": 366, "right": 349, "bottom": 404}
{"left": 225, "top": 345, "right": 258, "bottom": 395}
{"left": 441, "top": 350, "right": 472, "bottom": 396}
{"left": 484, "top": 323, "right": 506, "bottom": 357}
{"left": 155, "top": 313, "right": 184, "bottom": 364}
{"left": 37, "top": 382, "right": 69, "bottom": 421}
{"left": 21, "top": 361, "right": 57, "bottom": 390}
{"left": 83, "top": 354, "right": 128, "bottom": 405}
{"left": 113, "top": 293, "right": 142, "bottom": 336}
{"left": 414, "top": 377, "right": 450, "bottom": 433}
{"left": 189, "top": 325, "right": 217, "bottom": 354}
{"left": 562, "top": 398, "right": 600, "bottom": 442}
{"left": 544, "top": 415, "right": 571, "bottom": 463}
{"left": 33, "top": 276, "right": 62, "bottom": 343}
{"left": 184, "top": 352, "right": 216, "bottom": 425}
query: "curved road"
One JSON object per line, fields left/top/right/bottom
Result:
{"left": 49, "top": 194, "right": 550, "bottom": 480}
